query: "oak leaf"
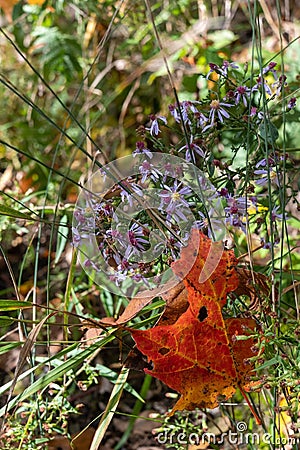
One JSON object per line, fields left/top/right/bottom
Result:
{"left": 129, "top": 230, "right": 258, "bottom": 413}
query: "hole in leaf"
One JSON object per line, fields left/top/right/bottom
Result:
{"left": 198, "top": 306, "right": 208, "bottom": 322}
{"left": 158, "top": 347, "right": 170, "bottom": 355}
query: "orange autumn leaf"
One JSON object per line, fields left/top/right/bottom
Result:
{"left": 129, "top": 230, "right": 258, "bottom": 414}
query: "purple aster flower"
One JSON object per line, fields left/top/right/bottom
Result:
{"left": 170, "top": 100, "right": 206, "bottom": 127}
{"left": 254, "top": 168, "right": 280, "bottom": 187}
{"left": 168, "top": 103, "right": 181, "bottom": 122}
{"left": 218, "top": 187, "right": 229, "bottom": 198}
{"left": 166, "top": 235, "right": 182, "bottom": 259}
{"left": 223, "top": 196, "right": 254, "bottom": 234}
{"left": 178, "top": 100, "right": 200, "bottom": 125}
{"left": 72, "top": 222, "right": 95, "bottom": 246}
{"left": 270, "top": 206, "right": 284, "bottom": 221}
{"left": 72, "top": 204, "right": 99, "bottom": 247}
{"left": 109, "top": 222, "right": 149, "bottom": 261}
{"left": 73, "top": 208, "right": 86, "bottom": 225}
{"left": 98, "top": 166, "right": 110, "bottom": 183}
{"left": 146, "top": 114, "right": 167, "bottom": 136}
{"left": 203, "top": 99, "right": 233, "bottom": 131}
{"left": 253, "top": 76, "right": 272, "bottom": 96}
{"left": 118, "top": 258, "right": 130, "bottom": 271}
{"left": 160, "top": 181, "right": 191, "bottom": 210}
{"left": 109, "top": 270, "right": 128, "bottom": 286}
{"left": 255, "top": 156, "right": 277, "bottom": 168}
{"left": 139, "top": 160, "right": 161, "bottom": 183}
{"left": 250, "top": 107, "right": 263, "bottom": 119}
{"left": 179, "top": 139, "right": 205, "bottom": 162}
{"left": 72, "top": 227, "right": 82, "bottom": 247}
{"left": 162, "top": 163, "right": 184, "bottom": 181}
{"left": 226, "top": 214, "right": 247, "bottom": 233}
{"left": 288, "top": 97, "right": 297, "bottom": 109}
{"left": 206, "top": 62, "right": 220, "bottom": 79}
{"left": 126, "top": 223, "right": 149, "bottom": 252}
{"left": 249, "top": 107, "right": 264, "bottom": 121}
{"left": 106, "top": 228, "right": 123, "bottom": 245}
{"left": 221, "top": 60, "right": 239, "bottom": 76}
{"left": 272, "top": 74, "right": 287, "bottom": 96}
{"left": 234, "top": 85, "right": 253, "bottom": 106}
{"left": 133, "top": 141, "right": 153, "bottom": 159}
{"left": 160, "top": 181, "right": 192, "bottom": 223}
{"left": 225, "top": 196, "right": 249, "bottom": 216}
{"left": 178, "top": 102, "right": 190, "bottom": 123}
{"left": 196, "top": 174, "right": 219, "bottom": 196}
{"left": 194, "top": 111, "right": 208, "bottom": 128}
{"left": 256, "top": 158, "right": 267, "bottom": 168}
{"left": 263, "top": 61, "right": 278, "bottom": 78}
{"left": 167, "top": 206, "right": 191, "bottom": 223}
{"left": 120, "top": 182, "right": 144, "bottom": 207}
{"left": 94, "top": 201, "right": 114, "bottom": 217}
{"left": 186, "top": 142, "right": 205, "bottom": 161}
{"left": 181, "top": 100, "right": 199, "bottom": 114}
{"left": 84, "top": 259, "right": 99, "bottom": 271}
{"left": 195, "top": 209, "right": 224, "bottom": 239}
{"left": 260, "top": 238, "right": 274, "bottom": 250}
{"left": 206, "top": 60, "right": 238, "bottom": 79}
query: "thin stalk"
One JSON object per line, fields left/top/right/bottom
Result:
{"left": 114, "top": 374, "right": 152, "bottom": 450}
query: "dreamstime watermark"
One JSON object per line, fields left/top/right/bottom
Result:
{"left": 72, "top": 153, "right": 227, "bottom": 297}
{"left": 156, "top": 422, "right": 300, "bottom": 446}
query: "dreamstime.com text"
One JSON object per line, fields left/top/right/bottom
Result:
{"left": 156, "top": 422, "right": 299, "bottom": 446}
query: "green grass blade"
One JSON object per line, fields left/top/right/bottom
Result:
{"left": 0, "top": 340, "right": 106, "bottom": 417}
{"left": 0, "top": 342, "right": 23, "bottom": 355}
{"left": 88, "top": 366, "right": 129, "bottom": 450}
{"left": 0, "top": 204, "right": 36, "bottom": 221}
{"left": 114, "top": 373, "right": 152, "bottom": 450}
{"left": 0, "top": 300, "right": 32, "bottom": 311}
{"left": 0, "top": 342, "right": 79, "bottom": 397}
{"left": 4, "top": 311, "right": 58, "bottom": 417}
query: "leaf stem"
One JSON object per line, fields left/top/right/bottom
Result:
{"left": 239, "top": 385, "right": 262, "bottom": 425}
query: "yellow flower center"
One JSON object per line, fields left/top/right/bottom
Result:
{"left": 247, "top": 203, "right": 269, "bottom": 215}
{"left": 171, "top": 192, "right": 181, "bottom": 201}
{"left": 202, "top": 217, "right": 209, "bottom": 227}
{"left": 210, "top": 100, "right": 220, "bottom": 109}
{"left": 247, "top": 205, "right": 257, "bottom": 215}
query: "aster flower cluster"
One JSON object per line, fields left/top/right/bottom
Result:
{"left": 73, "top": 154, "right": 203, "bottom": 291}
{"left": 73, "top": 60, "right": 298, "bottom": 294}
{"left": 164, "top": 60, "right": 296, "bottom": 137}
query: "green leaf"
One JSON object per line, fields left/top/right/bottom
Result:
{"left": 0, "top": 300, "right": 32, "bottom": 311}
{"left": 0, "top": 334, "right": 141, "bottom": 416}
{"left": 0, "top": 341, "right": 103, "bottom": 416}
{"left": 0, "top": 342, "right": 22, "bottom": 355}
{"left": 257, "top": 356, "right": 280, "bottom": 370}
{"left": 0, "top": 343, "right": 79, "bottom": 397}
{"left": 0, "top": 317, "right": 15, "bottom": 327}
{"left": 259, "top": 120, "right": 279, "bottom": 143}
{"left": 0, "top": 205, "right": 35, "bottom": 221}
{"left": 4, "top": 312, "right": 58, "bottom": 414}
{"left": 89, "top": 367, "right": 129, "bottom": 450}
{"left": 95, "top": 364, "right": 144, "bottom": 403}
